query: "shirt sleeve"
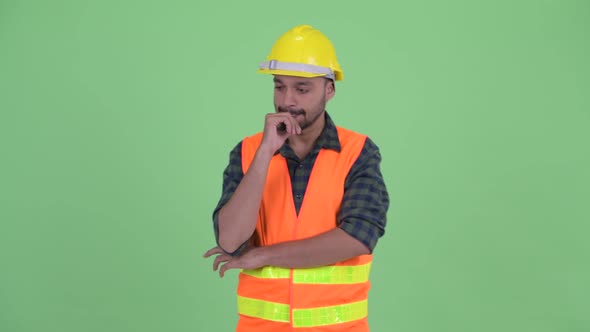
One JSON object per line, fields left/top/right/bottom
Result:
{"left": 338, "top": 137, "right": 390, "bottom": 253}
{"left": 212, "top": 141, "right": 250, "bottom": 256}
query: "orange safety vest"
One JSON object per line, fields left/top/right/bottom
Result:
{"left": 237, "top": 126, "right": 373, "bottom": 332}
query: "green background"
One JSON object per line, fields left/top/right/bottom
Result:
{"left": 1, "top": 0, "right": 589, "bottom": 331}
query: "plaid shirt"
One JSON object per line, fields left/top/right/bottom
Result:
{"left": 213, "top": 112, "right": 389, "bottom": 256}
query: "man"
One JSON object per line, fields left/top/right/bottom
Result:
{"left": 204, "top": 24, "right": 390, "bottom": 331}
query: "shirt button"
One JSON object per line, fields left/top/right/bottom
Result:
{"left": 298, "top": 164, "right": 304, "bottom": 169}
{"left": 295, "top": 194, "right": 302, "bottom": 200}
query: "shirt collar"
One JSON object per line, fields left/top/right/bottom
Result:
{"left": 275, "top": 111, "right": 342, "bottom": 156}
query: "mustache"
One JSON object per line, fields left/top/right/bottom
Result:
{"left": 278, "top": 107, "right": 305, "bottom": 116}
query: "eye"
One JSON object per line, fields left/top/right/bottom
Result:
{"left": 274, "top": 85, "right": 284, "bottom": 91}
{"left": 297, "top": 88, "right": 308, "bottom": 94}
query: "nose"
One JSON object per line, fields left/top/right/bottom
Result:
{"left": 282, "top": 88, "right": 297, "bottom": 108}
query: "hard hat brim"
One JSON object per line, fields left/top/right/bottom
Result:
{"left": 258, "top": 68, "right": 328, "bottom": 79}
{"left": 258, "top": 69, "right": 342, "bottom": 81}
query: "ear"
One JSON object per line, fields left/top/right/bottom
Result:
{"left": 325, "top": 79, "right": 335, "bottom": 101}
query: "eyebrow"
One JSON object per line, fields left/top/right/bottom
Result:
{"left": 273, "top": 78, "right": 312, "bottom": 86}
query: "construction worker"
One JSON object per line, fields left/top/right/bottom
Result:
{"left": 204, "top": 24, "right": 390, "bottom": 331}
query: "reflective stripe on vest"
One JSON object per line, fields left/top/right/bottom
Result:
{"left": 238, "top": 296, "right": 368, "bottom": 328}
{"left": 241, "top": 262, "right": 371, "bottom": 284}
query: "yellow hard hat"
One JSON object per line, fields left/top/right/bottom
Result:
{"left": 258, "top": 25, "right": 343, "bottom": 81}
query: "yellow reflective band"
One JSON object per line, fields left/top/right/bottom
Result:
{"left": 237, "top": 296, "right": 368, "bottom": 327}
{"left": 237, "top": 296, "right": 290, "bottom": 323}
{"left": 293, "top": 300, "right": 368, "bottom": 328}
{"left": 241, "top": 263, "right": 371, "bottom": 284}
{"left": 293, "top": 263, "right": 371, "bottom": 284}
{"left": 241, "top": 266, "right": 291, "bottom": 279}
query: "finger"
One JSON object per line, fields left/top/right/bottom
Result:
{"left": 203, "top": 246, "right": 224, "bottom": 258}
{"left": 279, "top": 120, "right": 292, "bottom": 136}
{"left": 288, "top": 116, "right": 301, "bottom": 135}
{"left": 267, "top": 114, "right": 292, "bottom": 136}
{"left": 213, "top": 254, "right": 232, "bottom": 271}
{"left": 284, "top": 117, "right": 294, "bottom": 135}
{"left": 274, "top": 114, "right": 298, "bottom": 135}
{"left": 276, "top": 116, "right": 294, "bottom": 135}
{"left": 274, "top": 112, "right": 301, "bottom": 135}
{"left": 219, "top": 260, "right": 239, "bottom": 278}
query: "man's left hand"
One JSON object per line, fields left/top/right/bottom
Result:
{"left": 203, "top": 246, "right": 266, "bottom": 278}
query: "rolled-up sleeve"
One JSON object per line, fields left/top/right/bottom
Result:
{"left": 212, "top": 141, "right": 249, "bottom": 256}
{"left": 338, "top": 137, "right": 390, "bottom": 252}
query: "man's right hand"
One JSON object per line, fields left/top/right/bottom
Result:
{"left": 259, "top": 113, "right": 301, "bottom": 154}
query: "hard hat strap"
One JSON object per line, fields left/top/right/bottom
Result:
{"left": 259, "top": 60, "right": 335, "bottom": 80}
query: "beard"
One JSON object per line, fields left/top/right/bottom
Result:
{"left": 277, "top": 96, "right": 327, "bottom": 130}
